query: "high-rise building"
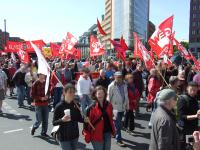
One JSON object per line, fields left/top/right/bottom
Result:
{"left": 101, "top": 0, "right": 149, "bottom": 50}
{"left": 101, "top": 0, "right": 113, "bottom": 50}
{"left": 189, "top": 0, "right": 200, "bottom": 57}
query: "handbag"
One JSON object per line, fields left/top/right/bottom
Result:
{"left": 82, "top": 101, "right": 109, "bottom": 143}
{"left": 51, "top": 125, "right": 60, "bottom": 142}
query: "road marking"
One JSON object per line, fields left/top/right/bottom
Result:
{"left": 4, "top": 128, "right": 24, "bottom": 134}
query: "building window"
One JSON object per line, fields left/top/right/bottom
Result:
{"left": 193, "top": 22, "right": 196, "bottom": 26}
{"left": 193, "top": 13, "right": 197, "bottom": 18}
{"left": 193, "top": 5, "right": 197, "bottom": 10}
{"left": 192, "top": 30, "right": 196, "bottom": 35}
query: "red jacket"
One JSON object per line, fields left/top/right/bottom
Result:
{"left": 127, "top": 83, "right": 140, "bottom": 110}
{"left": 88, "top": 101, "right": 116, "bottom": 142}
{"left": 147, "top": 77, "right": 162, "bottom": 104}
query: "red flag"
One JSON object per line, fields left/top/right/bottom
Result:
{"left": 17, "top": 49, "right": 30, "bottom": 64}
{"left": 110, "top": 39, "right": 126, "bottom": 54}
{"left": 134, "top": 33, "right": 143, "bottom": 58}
{"left": 134, "top": 32, "right": 153, "bottom": 70}
{"left": 60, "top": 32, "right": 78, "bottom": 54}
{"left": 120, "top": 36, "right": 128, "bottom": 50}
{"left": 149, "top": 15, "right": 174, "bottom": 58}
{"left": 97, "top": 18, "right": 107, "bottom": 36}
{"left": 174, "top": 38, "right": 191, "bottom": 60}
{"left": 189, "top": 51, "right": 200, "bottom": 70}
{"left": 50, "top": 42, "right": 60, "bottom": 57}
{"left": 90, "top": 35, "right": 105, "bottom": 57}
{"left": 4, "top": 40, "right": 46, "bottom": 53}
{"left": 74, "top": 49, "right": 81, "bottom": 60}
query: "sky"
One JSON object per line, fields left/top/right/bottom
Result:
{"left": 0, "top": 0, "right": 190, "bottom": 43}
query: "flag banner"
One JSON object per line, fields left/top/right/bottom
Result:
{"left": 163, "top": 54, "right": 172, "bottom": 66}
{"left": 4, "top": 40, "right": 46, "bottom": 53}
{"left": 149, "top": 15, "right": 174, "bottom": 58}
{"left": 31, "top": 42, "right": 50, "bottom": 95}
{"left": 17, "top": 49, "right": 30, "bottom": 64}
{"left": 59, "top": 32, "right": 78, "bottom": 55}
{"left": 120, "top": 36, "right": 129, "bottom": 50}
{"left": 42, "top": 47, "right": 52, "bottom": 58}
{"left": 134, "top": 32, "right": 153, "bottom": 70}
{"left": 174, "top": 38, "right": 191, "bottom": 60}
{"left": 50, "top": 42, "right": 60, "bottom": 57}
{"left": 73, "top": 48, "right": 81, "bottom": 60}
{"left": 97, "top": 18, "right": 107, "bottom": 36}
{"left": 110, "top": 39, "right": 127, "bottom": 56}
{"left": 189, "top": 51, "right": 200, "bottom": 70}
{"left": 90, "top": 35, "right": 105, "bottom": 57}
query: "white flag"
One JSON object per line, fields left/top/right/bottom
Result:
{"left": 31, "top": 42, "right": 50, "bottom": 95}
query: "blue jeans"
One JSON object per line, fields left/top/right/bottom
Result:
{"left": 16, "top": 85, "right": 26, "bottom": 106}
{"left": 53, "top": 87, "right": 63, "bottom": 108}
{"left": 91, "top": 132, "right": 111, "bottom": 150}
{"left": 80, "top": 94, "right": 92, "bottom": 115}
{"left": 115, "top": 112, "right": 124, "bottom": 142}
{"left": 59, "top": 138, "right": 78, "bottom": 150}
{"left": 33, "top": 106, "right": 49, "bottom": 134}
{"left": 26, "top": 87, "right": 32, "bottom": 105}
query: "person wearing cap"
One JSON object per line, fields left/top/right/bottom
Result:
{"left": 77, "top": 67, "right": 93, "bottom": 114}
{"left": 149, "top": 89, "right": 180, "bottom": 150}
{"left": 177, "top": 81, "right": 200, "bottom": 150}
{"left": 107, "top": 71, "right": 129, "bottom": 147}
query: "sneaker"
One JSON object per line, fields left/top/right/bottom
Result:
{"left": 129, "top": 130, "right": 135, "bottom": 136}
{"left": 41, "top": 133, "right": 50, "bottom": 138}
{"left": 31, "top": 127, "right": 36, "bottom": 136}
{"left": 51, "top": 108, "right": 54, "bottom": 112}
{"left": 116, "top": 141, "right": 126, "bottom": 147}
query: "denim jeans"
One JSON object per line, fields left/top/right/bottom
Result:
{"left": 26, "top": 86, "right": 32, "bottom": 105}
{"left": 53, "top": 87, "right": 63, "bottom": 108}
{"left": 33, "top": 106, "right": 49, "bottom": 134}
{"left": 16, "top": 85, "right": 26, "bottom": 106}
{"left": 91, "top": 132, "right": 111, "bottom": 150}
{"left": 115, "top": 112, "right": 124, "bottom": 142}
{"left": 80, "top": 94, "right": 92, "bottom": 115}
{"left": 59, "top": 138, "right": 78, "bottom": 150}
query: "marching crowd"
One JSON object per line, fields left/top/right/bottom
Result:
{"left": 1, "top": 55, "right": 200, "bottom": 150}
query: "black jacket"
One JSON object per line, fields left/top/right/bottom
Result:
{"left": 95, "top": 76, "right": 110, "bottom": 89}
{"left": 12, "top": 70, "right": 26, "bottom": 86}
{"left": 52, "top": 100, "right": 83, "bottom": 141}
{"left": 177, "top": 94, "right": 199, "bottom": 135}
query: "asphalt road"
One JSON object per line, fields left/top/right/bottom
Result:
{"left": 0, "top": 95, "right": 151, "bottom": 150}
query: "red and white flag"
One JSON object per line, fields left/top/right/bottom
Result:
{"left": 17, "top": 49, "right": 30, "bottom": 64}
{"left": 97, "top": 18, "right": 107, "bottom": 36}
{"left": 134, "top": 32, "right": 153, "bottom": 70}
{"left": 90, "top": 35, "right": 105, "bottom": 57}
{"left": 149, "top": 15, "right": 174, "bottom": 58}
{"left": 163, "top": 54, "right": 172, "bottom": 66}
{"left": 173, "top": 38, "right": 191, "bottom": 60}
{"left": 59, "top": 32, "right": 78, "bottom": 54}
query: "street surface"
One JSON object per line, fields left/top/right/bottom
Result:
{"left": 0, "top": 95, "right": 151, "bottom": 150}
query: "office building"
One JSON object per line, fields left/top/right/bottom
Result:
{"left": 189, "top": 0, "right": 200, "bottom": 58}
